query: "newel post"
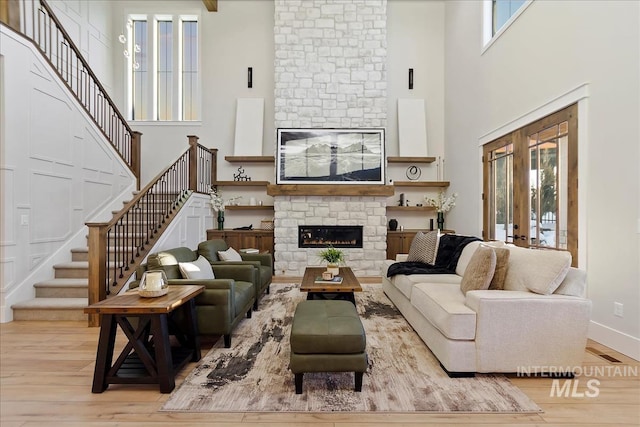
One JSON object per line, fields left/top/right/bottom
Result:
{"left": 187, "top": 135, "right": 199, "bottom": 192}
{"left": 131, "top": 131, "right": 142, "bottom": 190}
{"left": 86, "top": 222, "right": 109, "bottom": 327}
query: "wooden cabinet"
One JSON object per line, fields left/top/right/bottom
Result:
{"left": 386, "top": 230, "right": 422, "bottom": 260}
{"left": 206, "top": 229, "right": 274, "bottom": 258}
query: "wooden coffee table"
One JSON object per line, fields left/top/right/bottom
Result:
{"left": 84, "top": 285, "right": 204, "bottom": 393}
{"left": 300, "top": 266, "right": 363, "bottom": 305}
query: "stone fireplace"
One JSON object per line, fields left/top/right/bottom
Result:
{"left": 273, "top": 0, "right": 388, "bottom": 276}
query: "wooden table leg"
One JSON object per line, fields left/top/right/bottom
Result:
{"left": 91, "top": 314, "right": 116, "bottom": 393}
{"left": 184, "top": 298, "right": 201, "bottom": 361}
{"left": 151, "top": 314, "right": 175, "bottom": 393}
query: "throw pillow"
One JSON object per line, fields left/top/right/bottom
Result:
{"left": 178, "top": 255, "right": 215, "bottom": 280}
{"left": 487, "top": 246, "right": 510, "bottom": 290}
{"left": 406, "top": 231, "right": 439, "bottom": 265}
{"left": 217, "top": 247, "right": 243, "bottom": 262}
{"left": 503, "top": 246, "right": 572, "bottom": 294}
{"left": 460, "top": 245, "right": 497, "bottom": 296}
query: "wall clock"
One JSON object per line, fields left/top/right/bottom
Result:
{"left": 406, "top": 165, "right": 421, "bottom": 180}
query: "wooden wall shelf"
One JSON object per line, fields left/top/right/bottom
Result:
{"left": 224, "top": 156, "right": 275, "bottom": 163}
{"left": 225, "top": 205, "right": 274, "bottom": 210}
{"left": 393, "top": 181, "right": 450, "bottom": 187}
{"left": 213, "top": 181, "right": 270, "bottom": 186}
{"left": 387, "top": 156, "right": 436, "bottom": 163}
{"left": 266, "top": 184, "right": 395, "bottom": 197}
{"left": 386, "top": 206, "right": 436, "bottom": 212}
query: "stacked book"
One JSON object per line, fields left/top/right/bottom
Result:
{"left": 239, "top": 248, "right": 259, "bottom": 254}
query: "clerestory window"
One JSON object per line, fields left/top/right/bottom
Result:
{"left": 125, "top": 14, "right": 199, "bottom": 122}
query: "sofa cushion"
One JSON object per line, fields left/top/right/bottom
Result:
{"left": 460, "top": 245, "right": 496, "bottom": 295}
{"left": 147, "top": 247, "right": 198, "bottom": 279}
{"left": 411, "top": 282, "right": 476, "bottom": 340}
{"left": 488, "top": 246, "right": 510, "bottom": 290}
{"left": 455, "top": 240, "right": 505, "bottom": 276}
{"left": 392, "top": 273, "right": 461, "bottom": 299}
{"left": 503, "top": 246, "right": 572, "bottom": 295}
{"left": 179, "top": 255, "right": 215, "bottom": 280}
{"left": 218, "top": 247, "right": 242, "bottom": 261}
{"left": 406, "top": 231, "right": 439, "bottom": 265}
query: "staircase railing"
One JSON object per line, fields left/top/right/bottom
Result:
{"left": 87, "top": 136, "right": 216, "bottom": 326}
{"left": 7, "top": 0, "right": 140, "bottom": 185}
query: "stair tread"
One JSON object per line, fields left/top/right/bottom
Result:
{"left": 12, "top": 298, "right": 87, "bottom": 309}
{"left": 53, "top": 261, "right": 88, "bottom": 269}
{"left": 35, "top": 279, "right": 88, "bottom": 287}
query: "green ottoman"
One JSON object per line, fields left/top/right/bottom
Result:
{"left": 289, "top": 300, "right": 367, "bottom": 394}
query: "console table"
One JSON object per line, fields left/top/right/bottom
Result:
{"left": 85, "top": 285, "right": 204, "bottom": 393}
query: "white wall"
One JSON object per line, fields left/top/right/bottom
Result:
{"left": 386, "top": 0, "right": 446, "bottom": 229}
{"left": 0, "top": 27, "right": 136, "bottom": 321}
{"left": 444, "top": 0, "right": 640, "bottom": 359}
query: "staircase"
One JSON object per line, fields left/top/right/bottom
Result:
{"left": 12, "top": 250, "right": 90, "bottom": 321}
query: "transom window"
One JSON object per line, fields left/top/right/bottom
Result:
{"left": 126, "top": 14, "right": 199, "bottom": 121}
{"left": 493, "top": 0, "right": 526, "bottom": 35}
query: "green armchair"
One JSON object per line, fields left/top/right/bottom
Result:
{"left": 131, "top": 247, "right": 255, "bottom": 348}
{"left": 198, "top": 239, "right": 272, "bottom": 310}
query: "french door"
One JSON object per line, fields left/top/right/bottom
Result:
{"left": 483, "top": 104, "right": 578, "bottom": 265}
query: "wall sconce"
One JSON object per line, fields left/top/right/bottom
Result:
{"left": 248, "top": 67, "right": 253, "bottom": 88}
{"left": 408, "top": 68, "right": 414, "bottom": 90}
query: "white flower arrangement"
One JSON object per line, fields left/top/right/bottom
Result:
{"left": 425, "top": 190, "right": 458, "bottom": 213}
{"left": 209, "top": 188, "right": 225, "bottom": 212}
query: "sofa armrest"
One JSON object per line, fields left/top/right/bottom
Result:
{"left": 241, "top": 253, "right": 273, "bottom": 269}
{"left": 209, "top": 264, "right": 256, "bottom": 283}
{"left": 209, "top": 260, "right": 261, "bottom": 269}
{"left": 465, "top": 290, "right": 592, "bottom": 372}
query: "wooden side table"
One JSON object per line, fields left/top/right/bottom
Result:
{"left": 84, "top": 285, "right": 204, "bottom": 393}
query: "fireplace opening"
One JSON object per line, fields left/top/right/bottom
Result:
{"left": 298, "top": 225, "right": 363, "bottom": 248}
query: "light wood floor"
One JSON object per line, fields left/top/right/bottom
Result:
{"left": 1, "top": 319, "right": 639, "bottom": 426}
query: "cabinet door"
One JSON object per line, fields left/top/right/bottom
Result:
{"left": 386, "top": 232, "right": 405, "bottom": 260}
{"left": 256, "top": 231, "right": 274, "bottom": 272}
{"left": 402, "top": 231, "right": 417, "bottom": 253}
{"left": 206, "top": 230, "right": 225, "bottom": 241}
{"left": 224, "top": 232, "right": 244, "bottom": 250}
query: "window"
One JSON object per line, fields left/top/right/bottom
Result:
{"left": 493, "top": 0, "right": 526, "bottom": 35}
{"left": 482, "top": 0, "right": 532, "bottom": 50}
{"left": 483, "top": 104, "right": 578, "bottom": 265}
{"left": 126, "top": 15, "right": 199, "bottom": 121}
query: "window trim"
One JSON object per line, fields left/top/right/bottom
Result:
{"left": 481, "top": 0, "right": 534, "bottom": 54}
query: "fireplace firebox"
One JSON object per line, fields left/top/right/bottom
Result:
{"left": 298, "top": 225, "right": 363, "bottom": 248}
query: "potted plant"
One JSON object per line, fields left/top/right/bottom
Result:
{"left": 318, "top": 246, "right": 344, "bottom": 275}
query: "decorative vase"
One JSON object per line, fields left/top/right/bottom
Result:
{"left": 437, "top": 212, "right": 445, "bottom": 230}
{"left": 326, "top": 263, "right": 340, "bottom": 275}
{"left": 217, "top": 210, "right": 225, "bottom": 230}
{"left": 388, "top": 218, "right": 398, "bottom": 231}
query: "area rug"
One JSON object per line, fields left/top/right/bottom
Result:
{"left": 161, "top": 283, "right": 541, "bottom": 413}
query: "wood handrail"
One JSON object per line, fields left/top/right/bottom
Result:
{"left": 87, "top": 136, "right": 216, "bottom": 326}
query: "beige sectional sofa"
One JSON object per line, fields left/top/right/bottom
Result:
{"left": 381, "top": 238, "right": 592, "bottom": 376}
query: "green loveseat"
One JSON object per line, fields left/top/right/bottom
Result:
{"left": 131, "top": 247, "right": 255, "bottom": 348}
{"left": 197, "top": 239, "right": 272, "bottom": 310}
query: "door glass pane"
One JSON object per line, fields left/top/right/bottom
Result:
{"left": 529, "top": 124, "right": 565, "bottom": 249}
{"left": 490, "top": 144, "right": 513, "bottom": 243}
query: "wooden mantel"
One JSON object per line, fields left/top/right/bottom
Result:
{"left": 202, "top": 0, "right": 217, "bottom": 12}
{"left": 267, "top": 184, "right": 395, "bottom": 197}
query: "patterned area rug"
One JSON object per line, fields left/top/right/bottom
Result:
{"left": 162, "top": 283, "right": 541, "bottom": 413}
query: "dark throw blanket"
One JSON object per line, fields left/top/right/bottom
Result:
{"left": 387, "top": 234, "right": 481, "bottom": 278}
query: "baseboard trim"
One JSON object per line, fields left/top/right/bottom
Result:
{"left": 589, "top": 320, "right": 640, "bottom": 362}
